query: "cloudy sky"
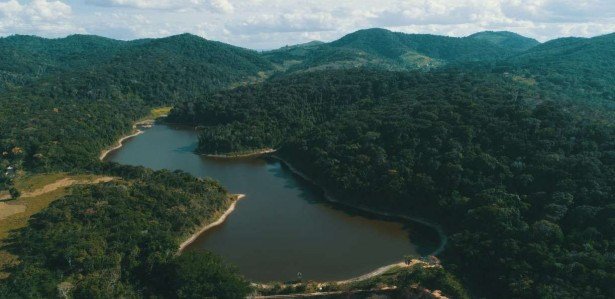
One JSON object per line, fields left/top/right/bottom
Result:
{"left": 0, "top": 0, "right": 613, "bottom": 49}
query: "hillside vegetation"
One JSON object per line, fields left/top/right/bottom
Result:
{"left": 1, "top": 34, "right": 273, "bottom": 103}
{"left": 169, "top": 32, "right": 615, "bottom": 298}
{"left": 468, "top": 31, "right": 540, "bottom": 52}
{"left": 0, "top": 31, "right": 276, "bottom": 298}
{"left": 0, "top": 33, "right": 274, "bottom": 193}
{"left": 0, "top": 28, "right": 613, "bottom": 298}
{"left": 0, "top": 166, "right": 250, "bottom": 298}
{"left": 264, "top": 28, "right": 540, "bottom": 73}
{"left": 503, "top": 33, "right": 615, "bottom": 107}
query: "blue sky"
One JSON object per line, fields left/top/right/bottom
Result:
{"left": 0, "top": 0, "right": 614, "bottom": 49}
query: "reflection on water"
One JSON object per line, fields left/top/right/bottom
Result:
{"left": 106, "top": 124, "right": 439, "bottom": 282}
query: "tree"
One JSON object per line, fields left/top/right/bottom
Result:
{"left": 167, "top": 251, "right": 251, "bottom": 299}
{"left": 9, "top": 187, "right": 20, "bottom": 199}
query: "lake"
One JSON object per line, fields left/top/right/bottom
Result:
{"left": 105, "top": 124, "right": 440, "bottom": 282}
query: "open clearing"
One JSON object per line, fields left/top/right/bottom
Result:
{"left": 148, "top": 106, "right": 172, "bottom": 119}
{"left": 0, "top": 173, "right": 115, "bottom": 277}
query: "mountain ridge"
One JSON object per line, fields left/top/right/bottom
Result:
{"left": 265, "top": 28, "right": 543, "bottom": 73}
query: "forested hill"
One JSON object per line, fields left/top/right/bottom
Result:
{"left": 0, "top": 34, "right": 269, "bottom": 297}
{"left": 0, "top": 28, "right": 613, "bottom": 298}
{"left": 0, "top": 33, "right": 274, "bottom": 188}
{"left": 0, "top": 34, "right": 127, "bottom": 89}
{"left": 0, "top": 166, "right": 252, "bottom": 298}
{"left": 168, "top": 63, "right": 615, "bottom": 297}
{"left": 0, "top": 33, "right": 273, "bottom": 99}
{"left": 500, "top": 33, "right": 615, "bottom": 107}
{"left": 168, "top": 35, "right": 615, "bottom": 298}
{"left": 467, "top": 31, "right": 540, "bottom": 52}
{"left": 263, "top": 28, "right": 540, "bottom": 73}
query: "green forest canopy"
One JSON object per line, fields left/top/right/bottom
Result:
{"left": 168, "top": 32, "right": 615, "bottom": 298}
{"left": 0, "top": 28, "right": 614, "bottom": 298}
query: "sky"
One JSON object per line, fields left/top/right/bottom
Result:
{"left": 0, "top": 0, "right": 614, "bottom": 49}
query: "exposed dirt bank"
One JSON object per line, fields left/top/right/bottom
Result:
{"left": 204, "top": 148, "right": 277, "bottom": 159}
{"left": 178, "top": 194, "right": 246, "bottom": 253}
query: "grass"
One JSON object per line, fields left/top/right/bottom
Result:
{"left": 0, "top": 187, "right": 68, "bottom": 240}
{"left": 401, "top": 51, "right": 444, "bottom": 68}
{"left": 0, "top": 173, "right": 115, "bottom": 276}
{"left": 0, "top": 187, "right": 68, "bottom": 277}
{"left": 13, "top": 172, "right": 68, "bottom": 192}
{"left": 512, "top": 75, "right": 537, "bottom": 86}
{"left": 148, "top": 106, "right": 172, "bottom": 119}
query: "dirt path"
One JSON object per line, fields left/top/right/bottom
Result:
{"left": 20, "top": 177, "right": 115, "bottom": 198}
{"left": 0, "top": 176, "right": 115, "bottom": 221}
{"left": 252, "top": 260, "right": 444, "bottom": 299}
{"left": 178, "top": 194, "right": 246, "bottom": 253}
{"left": 250, "top": 287, "right": 398, "bottom": 299}
{"left": 253, "top": 260, "right": 429, "bottom": 291}
{"left": 0, "top": 203, "right": 26, "bottom": 220}
{"left": 334, "top": 262, "right": 409, "bottom": 285}
{"left": 334, "top": 259, "right": 440, "bottom": 285}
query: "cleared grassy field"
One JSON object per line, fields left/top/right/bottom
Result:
{"left": 13, "top": 172, "right": 68, "bottom": 192}
{"left": 148, "top": 106, "right": 172, "bottom": 119}
{"left": 0, "top": 173, "right": 115, "bottom": 276}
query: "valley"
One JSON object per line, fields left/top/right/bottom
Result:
{"left": 0, "top": 27, "right": 613, "bottom": 298}
{"left": 104, "top": 123, "right": 442, "bottom": 283}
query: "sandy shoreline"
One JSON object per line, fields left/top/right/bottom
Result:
{"left": 99, "top": 129, "right": 144, "bottom": 161}
{"left": 178, "top": 194, "right": 246, "bottom": 253}
{"left": 99, "top": 118, "right": 157, "bottom": 161}
{"left": 334, "top": 262, "right": 408, "bottom": 285}
{"left": 99, "top": 122, "right": 444, "bottom": 285}
{"left": 204, "top": 148, "right": 277, "bottom": 159}
{"left": 252, "top": 259, "right": 437, "bottom": 294}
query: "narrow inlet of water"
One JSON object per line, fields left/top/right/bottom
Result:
{"left": 106, "top": 124, "right": 440, "bottom": 282}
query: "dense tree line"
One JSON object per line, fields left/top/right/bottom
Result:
{"left": 0, "top": 91, "right": 146, "bottom": 171}
{"left": 0, "top": 88, "right": 146, "bottom": 195}
{"left": 0, "top": 165, "right": 250, "bottom": 298}
{"left": 169, "top": 67, "right": 615, "bottom": 298}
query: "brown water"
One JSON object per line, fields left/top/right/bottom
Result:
{"left": 106, "top": 124, "right": 440, "bottom": 282}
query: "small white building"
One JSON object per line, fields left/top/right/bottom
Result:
{"left": 5, "top": 166, "right": 15, "bottom": 177}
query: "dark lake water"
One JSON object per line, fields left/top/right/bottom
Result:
{"left": 106, "top": 124, "right": 440, "bottom": 282}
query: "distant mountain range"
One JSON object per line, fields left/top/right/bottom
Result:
{"left": 0, "top": 28, "right": 613, "bottom": 104}
{"left": 1, "top": 27, "right": 614, "bottom": 299}
{"left": 0, "top": 33, "right": 273, "bottom": 102}
{"left": 263, "top": 28, "right": 541, "bottom": 72}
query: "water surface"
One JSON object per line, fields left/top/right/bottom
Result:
{"left": 106, "top": 124, "right": 439, "bottom": 282}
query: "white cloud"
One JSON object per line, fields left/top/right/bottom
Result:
{"left": 27, "top": 0, "right": 72, "bottom": 20}
{"left": 0, "top": 0, "right": 23, "bottom": 16}
{"left": 0, "top": 0, "right": 613, "bottom": 48}
{"left": 86, "top": 0, "right": 180, "bottom": 9}
{"left": 209, "top": 0, "right": 233, "bottom": 13}
{"left": 86, "top": 0, "right": 234, "bottom": 13}
{"left": 227, "top": 11, "right": 337, "bottom": 34}
{"left": 0, "top": 0, "right": 81, "bottom": 36}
